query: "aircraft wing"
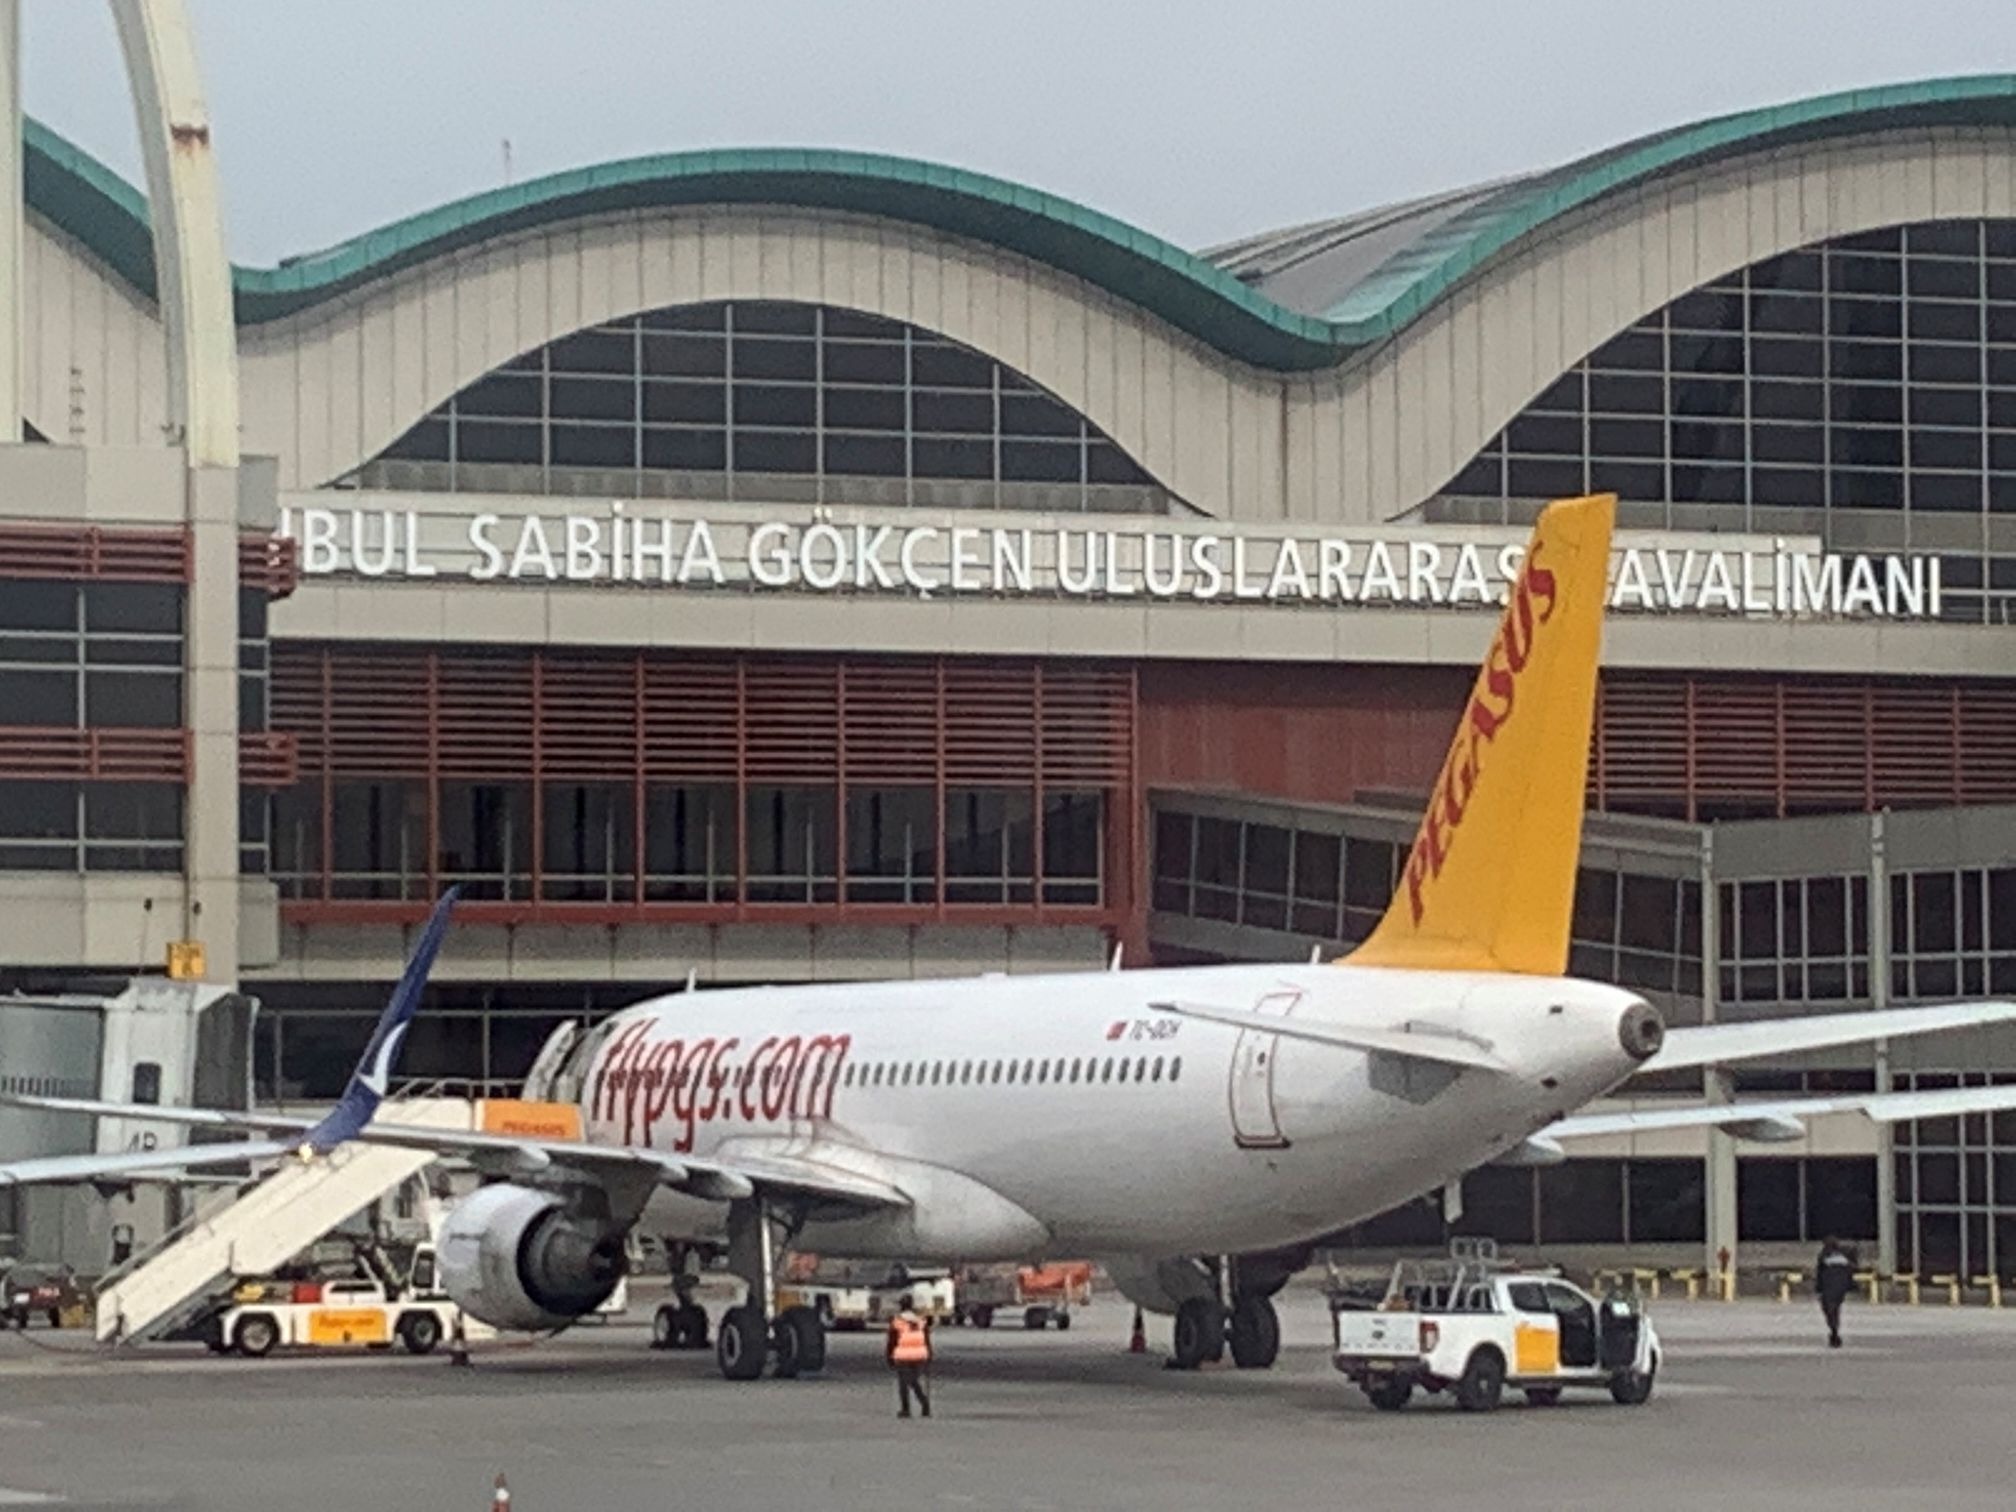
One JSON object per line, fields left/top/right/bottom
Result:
{"left": 0, "top": 1138, "right": 295, "bottom": 1188}
{"left": 1545, "top": 1082, "right": 2016, "bottom": 1143}
{"left": 0, "top": 1090, "right": 905, "bottom": 1209}
{"left": 1645, "top": 1001, "right": 2016, "bottom": 1072}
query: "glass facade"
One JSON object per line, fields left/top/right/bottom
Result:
{"left": 1150, "top": 803, "right": 1704, "bottom": 1004}
{"left": 1440, "top": 218, "right": 2016, "bottom": 622}
{"left": 275, "top": 777, "right": 1103, "bottom": 910}
{"left": 349, "top": 300, "right": 1167, "bottom": 513}
{"left": 0, "top": 579, "right": 187, "bottom": 871}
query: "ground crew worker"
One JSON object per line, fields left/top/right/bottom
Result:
{"left": 1815, "top": 1236, "right": 1857, "bottom": 1348}
{"left": 886, "top": 1294, "right": 932, "bottom": 1418}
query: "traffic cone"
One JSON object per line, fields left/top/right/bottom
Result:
{"left": 450, "top": 1314, "right": 471, "bottom": 1368}
{"left": 491, "top": 1473, "right": 510, "bottom": 1509}
{"left": 1128, "top": 1307, "right": 1146, "bottom": 1354}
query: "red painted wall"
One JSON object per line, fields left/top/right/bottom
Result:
{"left": 1137, "top": 662, "right": 1470, "bottom": 807}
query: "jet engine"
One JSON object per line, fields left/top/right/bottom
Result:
{"left": 437, "top": 1183, "right": 628, "bottom": 1332}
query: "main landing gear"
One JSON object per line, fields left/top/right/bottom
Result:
{"left": 709, "top": 1199, "right": 827, "bottom": 1382}
{"left": 1167, "top": 1258, "right": 1281, "bottom": 1372}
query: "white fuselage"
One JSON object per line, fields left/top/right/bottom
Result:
{"left": 577, "top": 962, "right": 1651, "bottom": 1262}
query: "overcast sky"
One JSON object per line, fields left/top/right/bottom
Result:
{"left": 20, "top": 1, "right": 2016, "bottom": 267}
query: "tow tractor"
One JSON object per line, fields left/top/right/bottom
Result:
{"left": 196, "top": 1240, "right": 487, "bottom": 1359}
{"left": 1329, "top": 1238, "right": 1660, "bottom": 1412}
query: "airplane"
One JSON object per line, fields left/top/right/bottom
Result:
{"left": 7, "top": 491, "right": 2016, "bottom": 1381}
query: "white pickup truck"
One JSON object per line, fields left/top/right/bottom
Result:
{"left": 1330, "top": 1241, "right": 1659, "bottom": 1412}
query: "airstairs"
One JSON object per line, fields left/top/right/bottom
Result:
{"left": 92, "top": 1095, "right": 475, "bottom": 1344}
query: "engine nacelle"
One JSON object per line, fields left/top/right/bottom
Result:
{"left": 437, "top": 1183, "right": 628, "bottom": 1332}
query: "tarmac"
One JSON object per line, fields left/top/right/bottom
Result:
{"left": 3, "top": 1288, "right": 2015, "bottom": 1511}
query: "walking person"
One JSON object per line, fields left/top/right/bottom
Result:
{"left": 1815, "top": 1236, "right": 1857, "bottom": 1348}
{"left": 886, "top": 1294, "right": 932, "bottom": 1418}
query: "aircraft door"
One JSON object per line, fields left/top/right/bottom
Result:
{"left": 1228, "top": 989, "right": 1299, "bottom": 1150}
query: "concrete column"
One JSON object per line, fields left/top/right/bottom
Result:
{"left": 0, "top": 0, "right": 18, "bottom": 437}
{"left": 1701, "top": 828, "right": 1740, "bottom": 1276}
{"left": 184, "top": 466, "right": 240, "bottom": 983}
{"left": 1870, "top": 810, "right": 1897, "bottom": 1274}
{"left": 111, "top": 1, "right": 245, "bottom": 985}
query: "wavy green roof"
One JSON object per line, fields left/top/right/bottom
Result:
{"left": 24, "top": 74, "right": 2016, "bottom": 372}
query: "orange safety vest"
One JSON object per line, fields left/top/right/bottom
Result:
{"left": 889, "top": 1312, "right": 930, "bottom": 1364}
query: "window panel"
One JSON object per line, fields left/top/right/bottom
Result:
{"left": 731, "top": 337, "right": 816, "bottom": 382}
{"left": 84, "top": 583, "right": 180, "bottom": 635}
{"left": 0, "top": 668, "right": 77, "bottom": 725}
{"left": 734, "top": 430, "right": 818, "bottom": 475}
{"left": 1751, "top": 379, "right": 1825, "bottom": 421}
{"left": 640, "top": 333, "right": 725, "bottom": 378}
{"left": 86, "top": 670, "right": 179, "bottom": 728}
{"left": 1829, "top": 297, "right": 1902, "bottom": 339}
{"left": 1587, "top": 372, "right": 1665, "bottom": 414}
{"left": 823, "top": 387, "right": 904, "bottom": 431}
{"left": 547, "top": 329, "right": 633, "bottom": 375}
{"left": 0, "top": 780, "right": 78, "bottom": 838}
{"left": 458, "top": 374, "right": 543, "bottom": 419}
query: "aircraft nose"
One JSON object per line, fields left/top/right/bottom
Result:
{"left": 1618, "top": 1001, "right": 1665, "bottom": 1062}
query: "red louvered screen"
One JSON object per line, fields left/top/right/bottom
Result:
{"left": 0, "top": 727, "right": 189, "bottom": 780}
{"left": 0, "top": 524, "right": 190, "bottom": 582}
{"left": 238, "top": 533, "right": 299, "bottom": 598}
{"left": 270, "top": 644, "right": 1137, "bottom": 927}
{"left": 1592, "top": 672, "right": 2016, "bottom": 819}
{"left": 239, "top": 731, "right": 300, "bottom": 787}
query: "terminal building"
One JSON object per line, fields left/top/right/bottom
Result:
{"left": 4, "top": 76, "right": 2016, "bottom": 1278}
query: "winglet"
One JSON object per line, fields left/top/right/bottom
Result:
{"left": 1347, "top": 495, "right": 1615, "bottom": 976}
{"left": 301, "top": 888, "right": 459, "bottom": 1153}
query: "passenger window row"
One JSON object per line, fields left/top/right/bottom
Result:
{"left": 840, "top": 1055, "right": 1183, "bottom": 1091}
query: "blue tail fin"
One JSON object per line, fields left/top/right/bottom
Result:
{"left": 301, "top": 889, "right": 459, "bottom": 1153}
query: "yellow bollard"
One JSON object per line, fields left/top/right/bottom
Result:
{"left": 1972, "top": 1275, "right": 2002, "bottom": 1308}
{"left": 1719, "top": 1269, "right": 1735, "bottom": 1302}
{"left": 1895, "top": 1272, "right": 1921, "bottom": 1305}
{"left": 1671, "top": 1269, "right": 1702, "bottom": 1302}
{"left": 1632, "top": 1268, "right": 1661, "bottom": 1303}
{"left": 1931, "top": 1274, "right": 1961, "bottom": 1306}
{"left": 1776, "top": 1270, "right": 1805, "bottom": 1304}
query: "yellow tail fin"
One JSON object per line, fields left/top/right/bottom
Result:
{"left": 1347, "top": 493, "right": 1616, "bottom": 976}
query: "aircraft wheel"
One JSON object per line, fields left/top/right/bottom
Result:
{"left": 1170, "top": 1297, "right": 1226, "bottom": 1370}
{"left": 652, "top": 1303, "right": 679, "bottom": 1350}
{"left": 233, "top": 1313, "right": 279, "bottom": 1359}
{"left": 675, "top": 1301, "right": 710, "bottom": 1349}
{"left": 970, "top": 1305, "right": 994, "bottom": 1329}
{"left": 780, "top": 1304, "right": 826, "bottom": 1376}
{"left": 1228, "top": 1295, "right": 1279, "bottom": 1369}
{"left": 1054, "top": 1310, "right": 1072, "bottom": 1331}
{"left": 716, "top": 1305, "right": 766, "bottom": 1381}
{"left": 770, "top": 1314, "right": 804, "bottom": 1379}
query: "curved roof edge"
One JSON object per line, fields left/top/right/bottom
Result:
{"left": 22, "top": 74, "right": 2016, "bottom": 374}
{"left": 1320, "top": 74, "right": 2016, "bottom": 340}
{"left": 22, "top": 119, "right": 1341, "bottom": 370}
